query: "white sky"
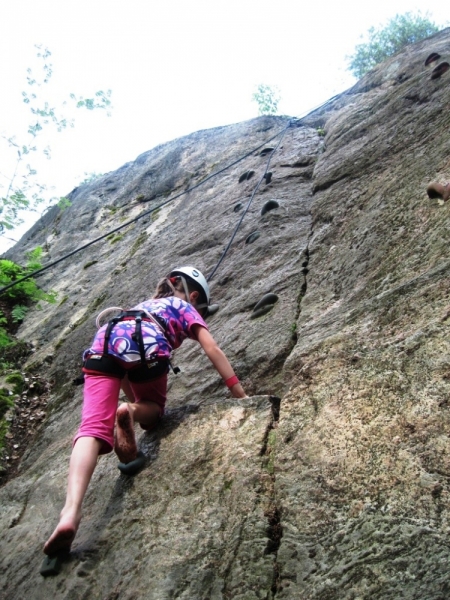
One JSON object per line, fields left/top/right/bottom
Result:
{"left": 0, "top": 1, "right": 448, "bottom": 251}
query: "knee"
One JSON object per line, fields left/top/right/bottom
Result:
{"left": 116, "top": 403, "right": 132, "bottom": 427}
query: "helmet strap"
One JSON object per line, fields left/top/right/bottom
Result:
{"left": 179, "top": 276, "right": 192, "bottom": 304}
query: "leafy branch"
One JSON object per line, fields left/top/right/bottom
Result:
{"left": 252, "top": 84, "right": 281, "bottom": 116}
{"left": 0, "top": 44, "right": 112, "bottom": 235}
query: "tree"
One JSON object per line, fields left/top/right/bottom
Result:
{"left": 0, "top": 45, "right": 112, "bottom": 235}
{"left": 348, "top": 12, "right": 440, "bottom": 79}
{"left": 252, "top": 84, "right": 281, "bottom": 116}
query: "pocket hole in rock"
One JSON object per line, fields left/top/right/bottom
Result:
{"left": 425, "top": 52, "right": 441, "bottom": 66}
{"left": 250, "top": 304, "right": 276, "bottom": 319}
{"left": 254, "top": 293, "right": 279, "bottom": 312}
{"left": 245, "top": 231, "right": 261, "bottom": 244}
{"left": 431, "top": 62, "right": 449, "bottom": 80}
{"left": 261, "top": 200, "right": 279, "bottom": 216}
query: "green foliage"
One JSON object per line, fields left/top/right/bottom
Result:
{"left": 252, "top": 84, "right": 281, "bottom": 116}
{"left": 348, "top": 12, "right": 440, "bottom": 78}
{"left": 57, "top": 197, "right": 72, "bottom": 211}
{"left": 0, "top": 328, "right": 11, "bottom": 348}
{"left": 0, "top": 247, "right": 56, "bottom": 348}
{"left": 24, "top": 246, "right": 44, "bottom": 272}
{"left": 11, "top": 305, "right": 28, "bottom": 323}
{"left": 79, "top": 172, "right": 103, "bottom": 186}
{"left": 0, "top": 45, "right": 112, "bottom": 234}
{"left": 5, "top": 372, "right": 24, "bottom": 394}
{"left": 0, "top": 247, "right": 56, "bottom": 304}
{"left": 0, "top": 386, "right": 14, "bottom": 456}
{"left": 0, "top": 388, "right": 14, "bottom": 419}
{"left": 70, "top": 91, "right": 112, "bottom": 114}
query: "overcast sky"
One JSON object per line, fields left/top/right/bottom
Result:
{"left": 0, "top": 1, "right": 448, "bottom": 250}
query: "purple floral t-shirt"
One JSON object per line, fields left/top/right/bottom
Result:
{"left": 84, "top": 297, "right": 208, "bottom": 363}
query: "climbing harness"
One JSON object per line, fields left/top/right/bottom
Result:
{"left": 82, "top": 308, "right": 173, "bottom": 383}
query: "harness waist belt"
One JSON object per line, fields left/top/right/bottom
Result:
{"left": 83, "top": 354, "right": 169, "bottom": 382}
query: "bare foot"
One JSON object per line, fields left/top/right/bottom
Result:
{"left": 114, "top": 403, "right": 138, "bottom": 463}
{"left": 43, "top": 509, "right": 80, "bottom": 555}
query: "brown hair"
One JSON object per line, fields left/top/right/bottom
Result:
{"left": 153, "top": 276, "right": 182, "bottom": 299}
{"left": 153, "top": 274, "right": 208, "bottom": 315}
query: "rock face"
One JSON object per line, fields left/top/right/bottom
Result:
{"left": 1, "top": 28, "right": 450, "bottom": 599}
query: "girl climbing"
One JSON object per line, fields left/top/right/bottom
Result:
{"left": 43, "top": 266, "right": 247, "bottom": 558}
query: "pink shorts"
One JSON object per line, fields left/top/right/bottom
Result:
{"left": 73, "top": 371, "right": 168, "bottom": 455}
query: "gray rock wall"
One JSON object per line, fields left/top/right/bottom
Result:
{"left": 1, "top": 28, "right": 450, "bottom": 599}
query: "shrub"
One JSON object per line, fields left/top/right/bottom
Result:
{"left": 0, "top": 246, "right": 56, "bottom": 347}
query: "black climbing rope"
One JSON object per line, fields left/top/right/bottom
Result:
{"left": 207, "top": 119, "right": 292, "bottom": 282}
{"left": 0, "top": 120, "right": 292, "bottom": 297}
{"left": 0, "top": 91, "right": 346, "bottom": 297}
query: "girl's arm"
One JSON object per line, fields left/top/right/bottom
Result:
{"left": 192, "top": 325, "right": 248, "bottom": 399}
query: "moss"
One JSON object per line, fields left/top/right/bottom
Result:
{"left": 0, "top": 418, "right": 8, "bottom": 455}
{"left": 54, "top": 337, "right": 66, "bottom": 351}
{"left": 91, "top": 292, "right": 108, "bottom": 311}
{"left": 83, "top": 260, "right": 98, "bottom": 269}
{"left": 151, "top": 208, "right": 161, "bottom": 222}
{"left": 110, "top": 234, "right": 124, "bottom": 244}
{"left": 0, "top": 388, "right": 14, "bottom": 419}
{"left": 0, "top": 362, "right": 13, "bottom": 375}
{"left": 59, "top": 295, "right": 69, "bottom": 306}
{"left": 0, "top": 386, "right": 14, "bottom": 453}
{"left": 5, "top": 372, "right": 24, "bottom": 394}
{"left": 135, "top": 194, "right": 145, "bottom": 202}
{"left": 290, "top": 322, "right": 297, "bottom": 341}
{"left": 129, "top": 232, "right": 147, "bottom": 259}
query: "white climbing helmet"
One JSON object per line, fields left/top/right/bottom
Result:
{"left": 170, "top": 266, "right": 210, "bottom": 312}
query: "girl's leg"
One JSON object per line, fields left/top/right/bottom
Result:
{"left": 114, "top": 374, "right": 167, "bottom": 463}
{"left": 44, "top": 374, "right": 121, "bottom": 555}
{"left": 44, "top": 436, "right": 102, "bottom": 555}
{"left": 114, "top": 402, "right": 160, "bottom": 462}
{"left": 120, "top": 373, "right": 135, "bottom": 403}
